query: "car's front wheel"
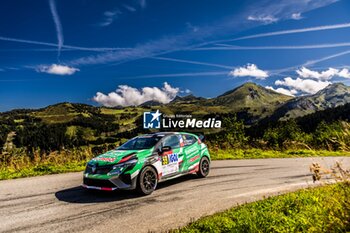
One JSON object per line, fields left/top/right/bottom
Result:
{"left": 137, "top": 166, "right": 158, "bottom": 195}
{"left": 197, "top": 156, "right": 210, "bottom": 178}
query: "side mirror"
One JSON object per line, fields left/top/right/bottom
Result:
{"left": 199, "top": 134, "right": 205, "bottom": 142}
{"left": 161, "top": 146, "right": 172, "bottom": 152}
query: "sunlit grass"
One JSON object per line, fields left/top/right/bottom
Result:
{"left": 175, "top": 183, "right": 350, "bottom": 233}
{"left": 210, "top": 148, "right": 350, "bottom": 160}
{"left": 1, "top": 148, "right": 350, "bottom": 180}
{"left": 0, "top": 162, "right": 86, "bottom": 180}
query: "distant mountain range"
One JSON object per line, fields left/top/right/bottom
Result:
{"left": 269, "top": 82, "right": 350, "bottom": 120}
{"left": 2, "top": 82, "right": 350, "bottom": 126}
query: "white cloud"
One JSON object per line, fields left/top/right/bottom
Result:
{"left": 93, "top": 82, "right": 179, "bottom": 107}
{"left": 229, "top": 64, "right": 269, "bottom": 79}
{"left": 0, "top": 36, "right": 129, "bottom": 52}
{"left": 266, "top": 86, "right": 297, "bottom": 96}
{"left": 180, "top": 89, "right": 191, "bottom": 94}
{"left": 69, "top": 2, "right": 339, "bottom": 67}
{"left": 247, "top": 15, "right": 279, "bottom": 24}
{"left": 152, "top": 56, "right": 232, "bottom": 69}
{"left": 37, "top": 64, "right": 80, "bottom": 75}
{"left": 296, "top": 67, "right": 350, "bottom": 80}
{"left": 194, "top": 42, "right": 350, "bottom": 51}
{"left": 99, "top": 9, "right": 121, "bottom": 27}
{"left": 291, "top": 13, "right": 303, "bottom": 20}
{"left": 231, "top": 22, "right": 350, "bottom": 42}
{"left": 49, "top": 0, "right": 64, "bottom": 57}
{"left": 275, "top": 77, "right": 331, "bottom": 94}
{"left": 122, "top": 4, "right": 136, "bottom": 12}
{"left": 338, "top": 68, "right": 350, "bottom": 78}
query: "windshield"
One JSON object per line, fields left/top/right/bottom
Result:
{"left": 117, "top": 136, "right": 162, "bottom": 150}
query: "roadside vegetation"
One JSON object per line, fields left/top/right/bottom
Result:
{"left": 176, "top": 162, "right": 350, "bottom": 233}
{"left": 210, "top": 149, "right": 350, "bottom": 160}
{"left": 175, "top": 183, "right": 350, "bottom": 233}
{"left": 0, "top": 147, "right": 94, "bottom": 179}
{"left": 2, "top": 102, "right": 350, "bottom": 179}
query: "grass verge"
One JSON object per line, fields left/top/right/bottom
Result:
{"left": 1, "top": 149, "right": 349, "bottom": 180}
{"left": 0, "top": 161, "right": 87, "bottom": 180}
{"left": 175, "top": 183, "right": 350, "bottom": 233}
{"left": 210, "top": 149, "right": 350, "bottom": 160}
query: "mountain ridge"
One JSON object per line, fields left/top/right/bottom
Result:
{"left": 2, "top": 82, "right": 350, "bottom": 125}
{"left": 271, "top": 82, "right": 350, "bottom": 120}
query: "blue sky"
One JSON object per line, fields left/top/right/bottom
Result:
{"left": 1, "top": 0, "right": 350, "bottom": 111}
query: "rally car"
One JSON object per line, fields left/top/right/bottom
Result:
{"left": 82, "top": 132, "right": 210, "bottom": 195}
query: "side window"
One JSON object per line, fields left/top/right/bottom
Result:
{"left": 183, "top": 134, "right": 197, "bottom": 146}
{"left": 162, "top": 135, "right": 180, "bottom": 149}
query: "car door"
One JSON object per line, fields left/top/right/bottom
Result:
{"left": 159, "top": 135, "right": 182, "bottom": 177}
{"left": 182, "top": 134, "right": 201, "bottom": 172}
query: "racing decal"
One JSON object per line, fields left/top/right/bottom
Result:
{"left": 130, "top": 170, "right": 140, "bottom": 179}
{"left": 82, "top": 184, "right": 117, "bottom": 191}
{"left": 161, "top": 152, "right": 179, "bottom": 176}
{"left": 185, "top": 146, "right": 198, "bottom": 156}
{"left": 152, "top": 158, "right": 163, "bottom": 178}
{"left": 161, "top": 155, "right": 169, "bottom": 165}
{"left": 188, "top": 164, "right": 199, "bottom": 173}
{"left": 92, "top": 157, "right": 116, "bottom": 163}
{"left": 189, "top": 155, "right": 200, "bottom": 163}
{"left": 178, "top": 135, "right": 185, "bottom": 147}
{"left": 188, "top": 162, "right": 200, "bottom": 173}
{"left": 118, "top": 154, "right": 134, "bottom": 164}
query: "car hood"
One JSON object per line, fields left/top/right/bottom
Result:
{"left": 88, "top": 149, "right": 151, "bottom": 166}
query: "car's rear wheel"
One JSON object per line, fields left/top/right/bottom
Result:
{"left": 137, "top": 166, "right": 158, "bottom": 195}
{"left": 197, "top": 156, "right": 210, "bottom": 178}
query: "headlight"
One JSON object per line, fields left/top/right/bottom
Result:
{"left": 112, "top": 158, "right": 138, "bottom": 170}
{"left": 108, "top": 156, "right": 138, "bottom": 176}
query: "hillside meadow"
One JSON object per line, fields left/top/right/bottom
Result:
{"left": 2, "top": 83, "right": 350, "bottom": 179}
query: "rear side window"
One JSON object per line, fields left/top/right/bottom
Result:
{"left": 183, "top": 134, "right": 197, "bottom": 146}
{"left": 162, "top": 135, "right": 180, "bottom": 149}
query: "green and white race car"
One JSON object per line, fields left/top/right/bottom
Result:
{"left": 83, "top": 132, "right": 210, "bottom": 195}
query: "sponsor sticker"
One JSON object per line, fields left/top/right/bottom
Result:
{"left": 92, "top": 157, "right": 116, "bottom": 162}
{"left": 162, "top": 153, "right": 179, "bottom": 175}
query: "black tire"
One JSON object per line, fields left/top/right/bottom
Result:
{"left": 196, "top": 156, "right": 210, "bottom": 178}
{"left": 136, "top": 166, "right": 158, "bottom": 195}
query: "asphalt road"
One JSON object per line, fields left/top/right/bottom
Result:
{"left": 1, "top": 157, "right": 349, "bottom": 233}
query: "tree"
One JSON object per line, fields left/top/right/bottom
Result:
{"left": 221, "top": 116, "right": 248, "bottom": 148}
{"left": 263, "top": 120, "right": 305, "bottom": 149}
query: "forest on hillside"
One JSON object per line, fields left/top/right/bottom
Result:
{"left": 2, "top": 102, "right": 350, "bottom": 155}
{"left": 1, "top": 102, "right": 350, "bottom": 179}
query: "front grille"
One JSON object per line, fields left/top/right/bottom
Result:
{"left": 83, "top": 177, "right": 116, "bottom": 188}
{"left": 96, "top": 165, "right": 114, "bottom": 174}
{"left": 85, "top": 164, "right": 114, "bottom": 175}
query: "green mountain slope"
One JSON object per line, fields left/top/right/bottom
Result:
{"left": 0, "top": 83, "right": 296, "bottom": 126}
{"left": 274, "top": 83, "right": 350, "bottom": 120}
{"left": 3, "top": 82, "right": 350, "bottom": 128}
{"left": 209, "top": 82, "right": 293, "bottom": 117}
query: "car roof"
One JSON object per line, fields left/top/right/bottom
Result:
{"left": 142, "top": 132, "right": 198, "bottom": 137}
{"left": 142, "top": 132, "right": 174, "bottom": 137}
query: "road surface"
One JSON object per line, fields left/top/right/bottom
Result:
{"left": 0, "top": 157, "right": 349, "bottom": 233}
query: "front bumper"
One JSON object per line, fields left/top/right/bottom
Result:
{"left": 82, "top": 184, "right": 118, "bottom": 191}
{"left": 82, "top": 174, "right": 138, "bottom": 191}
